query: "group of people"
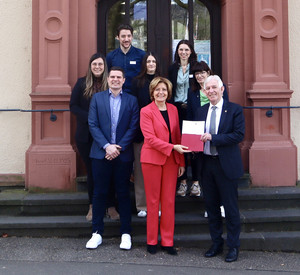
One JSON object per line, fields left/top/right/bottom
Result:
{"left": 70, "top": 23, "right": 245, "bottom": 263}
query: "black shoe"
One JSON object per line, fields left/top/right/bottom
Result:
{"left": 147, "top": 244, "right": 157, "bottom": 254}
{"left": 161, "top": 245, "right": 178, "bottom": 255}
{"left": 204, "top": 244, "right": 223, "bottom": 257}
{"left": 225, "top": 248, "right": 239, "bottom": 262}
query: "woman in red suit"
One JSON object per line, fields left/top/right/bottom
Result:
{"left": 140, "top": 77, "right": 190, "bottom": 255}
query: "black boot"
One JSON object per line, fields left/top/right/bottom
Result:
{"left": 147, "top": 244, "right": 157, "bottom": 254}
{"left": 161, "top": 245, "right": 178, "bottom": 255}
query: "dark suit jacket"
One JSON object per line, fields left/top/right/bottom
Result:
{"left": 88, "top": 89, "right": 139, "bottom": 162}
{"left": 195, "top": 100, "right": 245, "bottom": 180}
{"left": 70, "top": 77, "right": 91, "bottom": 143}
{"left": 187, "top": 85, "right": 229, "bottom": 120}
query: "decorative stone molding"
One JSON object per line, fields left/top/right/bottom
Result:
{"left": 26, "top": 0, "right": 76, "bottom": 191}
{"left": 247, "top": 0, "right": 297, "bottom": 186}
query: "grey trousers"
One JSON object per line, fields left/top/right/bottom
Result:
{"left": 133, "top": 142, "right": 147, "bottom": 212}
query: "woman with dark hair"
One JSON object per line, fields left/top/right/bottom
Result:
{"left": 140, "top": 77, "right": 189, "bottom": 255}
{"left": 188, "top": 61, "right": 228, "bottom": 122}
{"left": 130, "top": 52, "right": 161, "bottom": 218}
{"left": 70, "top": 53, "right": 119, "bottom": 221}
{"left": 188, "top": 60, "right": 229, "bottom": 218}
{"left": 168, "top": 40, "right": 197, "bottom": 197}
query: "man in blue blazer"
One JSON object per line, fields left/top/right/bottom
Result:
{"left": 195, "top": 75, "right": 245, "bottom": 262}
{"left": 86, "top": 66, "right": 139, "bottom": 251}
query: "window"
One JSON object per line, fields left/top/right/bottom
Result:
{"left": 107, "top": 0, "right": 147, "bottom": 53}
{"left": 171, "top": 0, "right": 211, "bottom": 66}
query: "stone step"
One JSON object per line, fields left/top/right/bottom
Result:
{"left": 1, "top": 208, "right": 299, "bottom": 237}
{"left": 1, "top": 186, "right": 300, "bottom": 216}
{"left": 0, "top": 191, "right": 89, "bottom": 216}
{"left": 0, "top": 215, "right": 299, "bottom": 252}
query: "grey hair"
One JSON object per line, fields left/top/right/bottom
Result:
{"left": 204, "top": 75, "right": 223, "bottom": 90}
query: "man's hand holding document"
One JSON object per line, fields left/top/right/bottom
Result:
{"left": 181, "top": 120, "right": 205, "bottom": 152}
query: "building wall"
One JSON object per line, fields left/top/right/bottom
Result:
{"left": 0, "top": 0, "right": 32, "bottom": 174}
{"left": 289, "top": 0, "right": 300, "bottom": 179}
{"left": 0, "top": 0, "right": 298, "bottom": 182}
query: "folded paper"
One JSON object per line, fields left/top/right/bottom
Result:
{"left": 181, "top": 120, "right": 205, "bottom": 151}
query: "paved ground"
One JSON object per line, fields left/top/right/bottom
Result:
{"left": 0, "top": 237, "right": 299, "bottom": 275}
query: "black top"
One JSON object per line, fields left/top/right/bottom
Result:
{"left": 130, "top": 74, "right": 155, "bottom": 142}
{"left": 160, "top": 110, "right": 172, "bottom": 143}
{"left": 70, "top": 77, "right": 92, "bottom": 143}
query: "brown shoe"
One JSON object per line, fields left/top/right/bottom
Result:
{"left": 107, "top": 207, "right": 120, "bottom": 220}
{"left": 86, "top": 204, "right": 92, "bottom": 222}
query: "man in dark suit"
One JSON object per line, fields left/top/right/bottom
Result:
{"left": 86, "top": 66, "right": 139, "bottom": 250}
{"left": 195, "top": 75, "right": 245, "bottom": 262}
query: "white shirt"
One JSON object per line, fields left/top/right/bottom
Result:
{"left": 203, "top": 98, "right": 223, "bottom": 155}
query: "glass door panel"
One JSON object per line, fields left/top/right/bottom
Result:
{"left": 107, "top": 1, "right": 125, "bottom": 52}
{"left": 171, "top": 0, "right": 211, "bottom": 66}
{"left": 130, "top": 0, "right": 147, "bottom": 50}
{"left": 171, "top": 0, "right": 189, "bottom": 61}
{"left": 193, "top": 0, "right": 210, "bottom": 66}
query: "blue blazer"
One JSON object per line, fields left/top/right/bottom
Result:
{"left": 195, "top": 100, "right": 245, "bottom": 180}
{"left": 88, "top": 89, "right": 139, "bottom": 162}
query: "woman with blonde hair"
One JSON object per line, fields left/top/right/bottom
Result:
{"left": 70, "top": 53, "right": 118, "bottom": 221}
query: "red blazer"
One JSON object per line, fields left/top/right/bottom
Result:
{"left": 140, "top": 101, "right": 185, "bottom": 167}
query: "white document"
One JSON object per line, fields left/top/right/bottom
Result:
{"left": 182, "top": 120, "right": 205, "bottom": 135}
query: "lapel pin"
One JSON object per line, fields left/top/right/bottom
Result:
{"left": 225, "top": 110, "right": 227, "bottom": 113}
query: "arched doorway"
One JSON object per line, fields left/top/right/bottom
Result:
{"left": 97, "top": 0, "right": 221, "bottom": 76}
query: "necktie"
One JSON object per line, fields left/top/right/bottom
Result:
{"left": 209, "top": 106, "right": 217, "bottom": 155}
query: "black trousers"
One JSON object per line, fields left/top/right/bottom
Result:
{"left": 76, "top": 140, "right": 116, "bottom": 207}
{"left": 201, "top": 155, "right": 240, "bottom": 249}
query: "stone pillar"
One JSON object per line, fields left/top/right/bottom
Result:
{"left": 247, "top": 0, "right": 297, "bottom": 186}
{"left": 26, "top": 0, "right": 76, "bottom": 191}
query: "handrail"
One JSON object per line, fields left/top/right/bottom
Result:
{"left": 0, "top": 109, "right": 70, "bottom": 112}
{"left": 243, "top": 106, "right": 300, "bottom": 109}
{"left": 0, "top": 108, "right": 70, "bottom": 121}
{"left": 0, "top": 105, "right": 300, "bottom": 120}
{"left": 243, "top": 106, "right": 300, "bottom": 117}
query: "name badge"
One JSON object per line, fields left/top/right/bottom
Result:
{"left": 189, "top": 74, "right": 194, "bottom": 78}
{"left": 130, "top": 61, "right": 137, "bottom": 65}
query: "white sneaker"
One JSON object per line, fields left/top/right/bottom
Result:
{"left": 220, "top": 206, "right": 225, "bottom": 218}
{"left": 204, "top": 211, "right": 208, "bottom": 218}
{"left": 120, "top": 233, "right": 132, "bottom": 250}
{"left": 137, "top": 210, "right": 147, "bottom": 218}
{"left": 176, "top": 183, "right": 187, "bottom": 197}
{"left": 86, "top": 232, "right": 102, "bottom": 249}
{"left": 190, "top": 182, "right": 201, "bottom": 197}
{"left": 159, "top": 210, "right": 161, "bottom": 217}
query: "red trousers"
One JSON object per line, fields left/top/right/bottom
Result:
{"left": 142, "top": 152, "right": 178, "bottom": 246}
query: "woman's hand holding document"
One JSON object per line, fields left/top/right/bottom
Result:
{"left": 181, "top": 120, "right": 205, "bottom": 152}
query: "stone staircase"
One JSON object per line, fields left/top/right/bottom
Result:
{"left": 0, "top": 183, "right": 300, "bottom": 252}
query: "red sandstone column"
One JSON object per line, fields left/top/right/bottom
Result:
{"left": 26, "top": 0, "right": 76, "bottom": 191}
{"left": 247, "top": 0, "right": 297, "bottom": 186}
{"left": 221, "top": 0, "right": 251, "bottom": 171}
